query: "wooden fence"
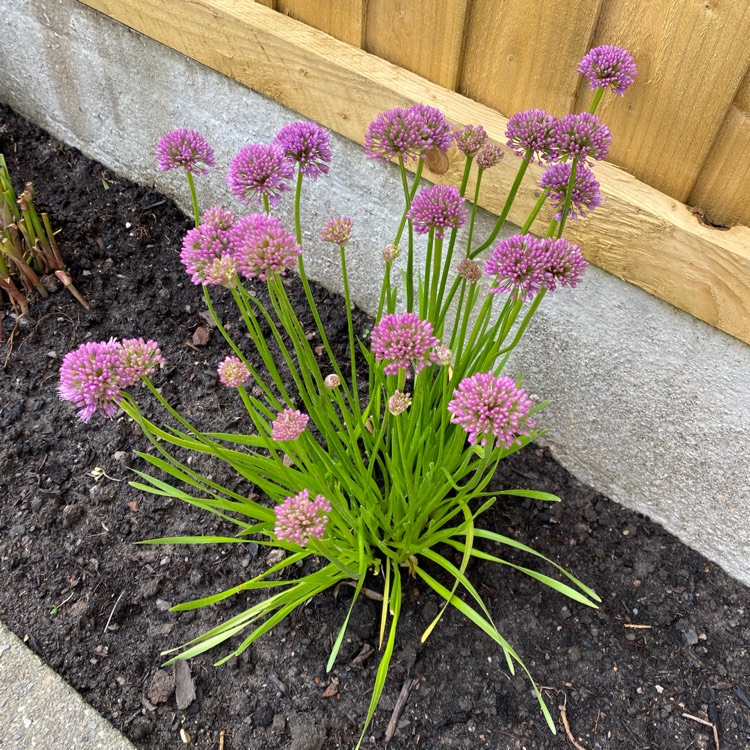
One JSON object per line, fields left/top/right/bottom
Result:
{"left": 80, "top": 0, "right": 750, "bottom": 345}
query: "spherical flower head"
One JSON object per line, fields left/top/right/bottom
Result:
{"left": 382, "top": 244, "right": 400, "bottom": 262}
{"left": 217, "top": 355, "right": 250, "bottom": 388}
{"left": 227, "top": 144, "right": 294, "bottom": 207}
{"left": 274, "top": 489, "right": 332, "bottom": 546}
{"left": 324, "top": 373, "right": 341, "bottom": 389}
{"left": 505, "top": 109, "right": 558, "bottom": 163}
{"left": 272, "top": 408, "right": 310, "bottom": 442}
{"left": 118, "top": 339, "right": 163, "bottom": 386}
{"left": 181, "top": 220, "right": 238, "bottom": 287}
{"left": 156, "top": 129, "right": 215, "bottom": 174}
{"left": 230, "top": 214, "right": 301, "bottom": 281}
{"left": 476, "top": 143, "right": 504, "bottom": 170}
{"left": 408, "top": 184, "right": 467, "bottom": 239}
{"left": 552, "top": 113, "right": 612, "bottom": 163}
{"left": 453, "top": 124, "right": 488, "bottom": 157}
{"left": 541, "top": 237, "right": 588, "bottom": 292}
{"left": 433, "top": 345, "right": 452, "bottom": 366}
{"left": 457, "top": 258, "right": 482, "bottom": 283}
{"left": 539, "top": 162, "right": 603, "bottom": 220}
{"left": 364, "top": 104, "right": 453, "bottom": 163}
{"left": 448, "top": 372, "right": 535, "bottom": 449}
{"left": 371, "top": 312, "right": 440, "bottom": 377}
{"left": 59, "top": 339, "right": 124, "bottom": 422}
{"left": 202, "top": 205, "right": 236, "bottom": 231}
{"left": 320, "top": 216, "right": 353, "bottom": 247}
{"left": 388, "top": 390, "right": 412, "bottom": 416}
{"left": 579, "top": 45, "right": 637, "bottom": 96}
{"left": 273, "top": 121, "right": 332, "bottom": 179}
{"left": 484, "top": 235, "right": 549, "bottom": 301}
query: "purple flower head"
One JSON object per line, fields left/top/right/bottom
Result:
{"left": 320, "top": 216, "right": 353, "bottom": 247}
{"left": 227, "top": 144, "right": 294, "bottom": 207}
{"left": 484, "top": 235, "right": 549, "bottom": 301}
{"left": 271, "top": 409, "right": 310, "bottom": 442}
{"left": 364, "top": 104, "right": 453, "bottom": 163}
{"left": 388, "top": 390, "right": 412, "bottom": 416}
{"left": 433, "top": 345, "right": 453, "bottom": 366}
{"left": 476, "top": 143, "right": 504, "bottom": 170}
{"left": 274, "top": 489, "right": 332, "bottom": 547}
{"left": 453, "top": 124, "right": 488, "bottom": 157}
{"left": 408, "top": 184, "right": 466, "bottom": 239}
{"left": 217, "top": 355, "right": 250, "bottom": 388}
{"left": 579, "top": 45, "right": 637, "bottom": 96}
{"left": 505, "top": 109, "right": 558, "bottom": 163}
{"left": 118, "top": 339, "right": 163, "bottom": 386}
{"left": 230, "top": 214, "right": 301, "bottom": 281}
{"left": 457, "top": 258, "right": 482, "bottom": 283}
{"left": 371, "top": 312, "right": 440, "bottom": 377}
{"left": 448, "top": 372, "right": 535, "bottom": 449}
{"left": 539, "top": 162, "right": 603, "bottom": 220}
{"left": 541, "top": 238, "right": 588, "bottom": 292}
{"left": 552, "top": 113, "right": 611, "bottom": 164}
{"left": 273, "top": 121, "right": 332, "bottom": 179}
{"left": 59, "top": 339, "right": 125, "bottom": 421}
{"left": 156, "top": 129, "right": 215, "bottom": 174}
{"left": 181, "top": 218, "right": 238, "bottom": 287}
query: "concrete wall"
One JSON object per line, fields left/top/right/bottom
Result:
{"left": 3, "top": 0, "right": 749, "bottom": 585}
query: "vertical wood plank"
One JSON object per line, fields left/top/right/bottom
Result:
{"left": 585, "top": 0, "right": 750, "bottom": 202}
{"left": 459, "top": 0, "right": 602, "bottom": 117}
{"left": 365, "top": 0, "right": 470, "bottom": 90}
{"left": 255, "top": 0, "right": 276, "bottom": 9}
{"left": 688, "top": 68, "right": 750, "bottom": 228}
{"left": 277, "top": 0, "right": 366, "bottom": 47}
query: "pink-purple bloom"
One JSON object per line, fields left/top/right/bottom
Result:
{"left": 552, "top": 113, "right": 611, "bottom": 163}
{"left": 476, "top": 144, "right": 504, "bottom": 170}
{"left": 541, "top": 238, "right": 588, "bottom": 292}
{"left": 320, "top": 216, "right": 353, "bottom": 246}
{"left": 364, "top": 104, "right": 453, "bottom": 163}
{"left": 505, "top": 109, "right": 558, "bottom": 163}
{"left": 539, "top": 162, "right": 603, "bottom": 220}
{"left": 578, "top": 45, "right": 637, "bottom": 96}
{"left": 388, "top": 390, "right": 412, "bottom": 416}
{"left": 60, "top": 338, "right": 162, "bottom": 421}
{"left": 230, "top": 214, "right": 301, "bottom": 281}
{"left": 448, "top": 372, "right": 535, "bottom": 449}
{"left": 453, "top": 124, "right": 488, "bottom": 157}
{"left": 181, "top": 208, "right": 238, "bottom": 286}
{"left": 156, "top": 129, "right": 215, "bottom": 174}
{"left": 371, "top": 312, "right": 440, "bottom": 377}
{"left": 271, "top": 408, "right": 310, "bottom": 441}
{"left": 273, "top": 121, "right": 332, "bottom": 179}
{"left": 457, "top": 258, "right": 482, "bottom": 283}
{"left": 227, "top": 144, "right": 294, "bottom": 207}
{"left": 407, "top": 184, "right": 467, "bottom": 239}
{"left": 274, "top": 489, "right": 331, "bottom": 546}
{"left": 217, "top": 356, "right": 250, "bottom": 388}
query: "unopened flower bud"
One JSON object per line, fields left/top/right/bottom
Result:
{"left": 433, "top": 345, "right": 452, "bottom": 366}
{"left": 388, "top": 390, "right": 412, "bottom": 416}
{"left": 457, "top": 258, "right": 482, "bottom": 283}
{"left": 324, "top": 373, "right": 340, "bottom": 389}
{"left": 382, "top": 244, "right": 400, "bottom": 262}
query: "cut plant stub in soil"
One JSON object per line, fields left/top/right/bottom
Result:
{"left": 1, "top": 102, "right": 750, "bottom": 749}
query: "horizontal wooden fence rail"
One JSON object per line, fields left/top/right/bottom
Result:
{"left": 79, "top": 0, "right": 750, "bottom": 345}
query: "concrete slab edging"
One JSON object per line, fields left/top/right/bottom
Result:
{"left": 0, "top": 621, "right": 137, "bottom": 749}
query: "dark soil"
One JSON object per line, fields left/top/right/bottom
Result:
{"left": 1, "top": 102, "right": 749, "bottom": 750}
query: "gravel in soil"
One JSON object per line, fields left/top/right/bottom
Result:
{"left": 1, "top": 102, "right": 750, "bottom": 750}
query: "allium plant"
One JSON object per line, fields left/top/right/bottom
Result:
{"left": 61, "top": 46, "right": 636, "bottom": 745}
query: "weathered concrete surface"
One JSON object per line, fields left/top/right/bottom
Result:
{"left": 1, "top": 0, "right": 749, "bottom": 585}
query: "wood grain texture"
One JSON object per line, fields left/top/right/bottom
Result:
{"left": 689, "top": 68, "right": 750, "bottom": 228}
{"left": 79, "top": 0, "right": 750, "bottom": 344}
{"left": 277, "top": 0, "right": 366, "bottom": 48}
{"left": 365, "top": 0, "right": 470, "bottom": 90}
{"left": 460, "top": 0, "right": 602, "bottom": 117}
{"left": 586, "top": 0, "right": 750, "bottom": 202}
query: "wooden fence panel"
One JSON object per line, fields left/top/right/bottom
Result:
{"left": 277, "top": 0, "right": 366, "bottom": 48}
{"left": 586, "top": 0, "right": 750, "bottom": 202}
{"left": 460, "top": 0, "right": 602, "bottom": 117}
{"left": 689, "top": 68, "right": 750, "bottom": 228}
{"left": 365, "top": 0, "right": 470, "bottom": 90}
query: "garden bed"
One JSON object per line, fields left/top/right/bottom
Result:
{"left": 1, "top": 102, "right": 749, "bottom": 750}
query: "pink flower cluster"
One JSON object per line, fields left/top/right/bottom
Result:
{"left": 539, "top": 162, "right": 603, "bottom": 220}
{"left": 228, "top": 143, "right": 294, "bottom": 207}
{"left": 271, "top": 409, "right": 310, "bottom": 441}
{"left": 453, "top": 124, "right": 488, "bottom": 157}
{"left": 320, "top": 216, "right": 353, "bottom": 246}
{"left": 578, "top": 45, "right": 637, "bottom": 96}
{"left": 408, "top": 185, "right": 467, "bottom": 239}
{"left": 157, "top": 129, "right": 215, "bottom": 174}
{"left": 447, "top": 372, "right": 535, "bottom": 449}
{"left": 371, "top": 312, "right": 440, "bottom": 377}
{"left": 552, "top": 113, "right": 611, "bottom": 164}
{"left": 217, "top": 355, "right": 251, "bottom": 388}
{"left": 505, "top": 109, "right": 558, "bottom": 163}
{"left": 181, "top": 206, "right": 238, "bottom": 286}
{"left": 59, "top": 338, "right": 163, "bottom": 421}
{"left": 274, "top": 121, "right": 332, "bottom": 180}
{"left": 274, "top": 489, "right": 331, "bottom": 547}
{"left": 484, "top": 235, "right": 588, "bottom": 301}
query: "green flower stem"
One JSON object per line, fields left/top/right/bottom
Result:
{"left": 339, "top": 244, "right": 358, "bottom": 401}
{"left": 420, "top": 230, "right": 434, "bottom": 318}
{"left": 429, "top": 235, "right": 444, "bottom": 323}
{"left": 185, "top": 172, "right": 200, "bottom": 227}
{"left": 556, "top": 158, "right": 579, "bottom": 238}
{"left": 521, "top": 190, "right": 549, "bottom": 235}
{"left": 589, "top": 87, "right": 605, "bottom": 114}
{"left": 465, "top": 169, "right": 483, "bottom": 256}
